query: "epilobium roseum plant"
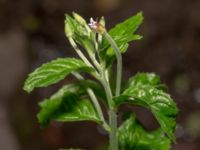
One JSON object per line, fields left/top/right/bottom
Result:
{"left": 23, "top": 12, "right": 179, "bottom": 150}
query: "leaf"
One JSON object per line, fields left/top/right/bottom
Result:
{"left": 37, "top": 81, "right": 105, "bottom": 126}
{"left": 37, "top": 89, "right": 101, "bottom": 126}
{"left": 23, "top": 58, "right": 94, "bottom": 93}
{"left": 100, "top": 12, "right": 143, "bottom": 59}
{"left": 118, "top": 114, "right": 171, "bottom": 150}
{"left": 56, "top": 79, "right": 107, "bottom": 105}
{"left": 126, "top": 72, "right": 167, "bottom": 91}
{"left": 114, "top": 73, "right": 179, "bottom": 141}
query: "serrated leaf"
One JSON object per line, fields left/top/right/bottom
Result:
{"left": 118, "top": 114, "right": 171, "bottom": 150}
{"left": 37, "top": 81, "right": 105, "bottom": 126}
{"left": 100, "top": 12, "right": 143, "bottom": 59}
{"left": 127, "top": 72, "right": 167, "bottom": 91}
{"left": 23, "top": 58, "right": 94, "bottom": 93}
{"left": 114, "top": 73, "right": 178, "bottom": 141}
{"left": 37, "top": 90, "right": 101, "bottom": 126}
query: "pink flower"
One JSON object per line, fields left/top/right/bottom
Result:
{"left": 88, "top": 18, "right": 98, "bottom": 30}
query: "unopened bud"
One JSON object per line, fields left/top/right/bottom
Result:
{"left": 73, "top": 12, "right": 87, "bottom": 25}
{"left": 99, "top": 16, "right": 105, "bottom": 27}
{"left": 64, "top": 15, "right": 73, "bottom": 37}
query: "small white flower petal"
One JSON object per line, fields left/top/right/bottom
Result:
{"left": 88, "top": 17, "right": 98, "bottom": 29}
{"left": 90, "top": 17, "right": 94, "bottom": 23}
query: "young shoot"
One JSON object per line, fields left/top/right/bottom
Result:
{"left": 23, "top": 12, "right": 178, "bottom": 150}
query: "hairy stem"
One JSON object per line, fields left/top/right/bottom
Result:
{"left": 72, "top": 72, "right": 110, "bottom": 132}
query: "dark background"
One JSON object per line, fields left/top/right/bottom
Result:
{"left": 0, "top": 0, "right": 200, "bottom": 150}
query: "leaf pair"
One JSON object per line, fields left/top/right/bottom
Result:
{"left": 23, "top": 57, "right": 104, "bottom": 126}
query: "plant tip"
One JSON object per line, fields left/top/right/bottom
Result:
{"left": 88, "top": 17, "right": 98, "bottom": 29}
{"left": 88, "top": 17, "right": 106, "bottom": 34}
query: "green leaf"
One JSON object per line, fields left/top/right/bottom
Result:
{"left": 37, "top": 88, "right": 101, "bottom": 126}
{"left": 23, "top": 58, "right": 94, "bottom": 93}
{"left": 100, "top": 12, "right": 143, "bottom": 59}
{"left": 56, "top": 79, "right": 107, "bottom": 105}
{"left": 126, "top": 72, "right": 167, "bottom": 91}
{"left": 114, "top": 73, "right": 178, "bottom": 141}
{"left": 118, "top": 114, "right": 171, "bottom": 150}
{"left": 37, "top": 80, "right": 105, "bottom": 126}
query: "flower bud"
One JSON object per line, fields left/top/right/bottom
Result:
{"left": 64, "top": 15, "right": 73, "bottom": 37}
{"left": 99, "top": 16, "right": 105, "bottom": 27}
{"left": 72, "top": 12, "right": 87, "bottom": 25}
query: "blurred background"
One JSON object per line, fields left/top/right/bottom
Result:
{"left": 0, "top": 0, "right": 200, "bottom": 149}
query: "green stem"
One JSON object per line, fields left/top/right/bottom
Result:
{"left": 68, "top": 37, "right": 101, "bottom": 80}
{"left": 88, "top": 32, "right": 102, "bottom": 72}
{"left": 100, "top": 68, "right": 113, "bottom": 109}
{"left": 69, "top": 27, "right": 122, "bottom": 150}
{"left": 89, "top": 53, "right": 102, "bottom": 71}
{"left": 103, "top": 32, "right": 122, "bottom": 150}
{"left": 100, "top": 68, "right": 118, "bottom": 150}
{"left": 72, "top": 72, "right": 110, "bottom": 132}
{"left": 109, "top": 110, "right": 118, "bottom": 150}
{"left": 68, "top": 37, "right": 93, "bottom": 67}
{"left": 104, "top": 33, "right": 122, "bottom": 97}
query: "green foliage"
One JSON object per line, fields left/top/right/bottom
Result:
{"left": 114, "top": 73, "right": 179, "bottom": 141}
{"left": 65, "top": 14, "right": 95, "bottom": 54}
{"left": 77, "top": 80, "right": 107, "bottom": 103}
{"left": 126, "top": 72, "right": 167, "bottom": 91}
{"left": 23, "top": 12, "right": 178, "bottom": 150}
{"left": 23, "top": 58, "right": 94, "bottom": 93}
{"left": 38, "top": 84, "right": 101, "bottom": 126}
{"left": 100, "top": 12, "right": 143, "bottom": 65}
{"left": 118, "top": 114, "right": 171, "bottom": 150}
